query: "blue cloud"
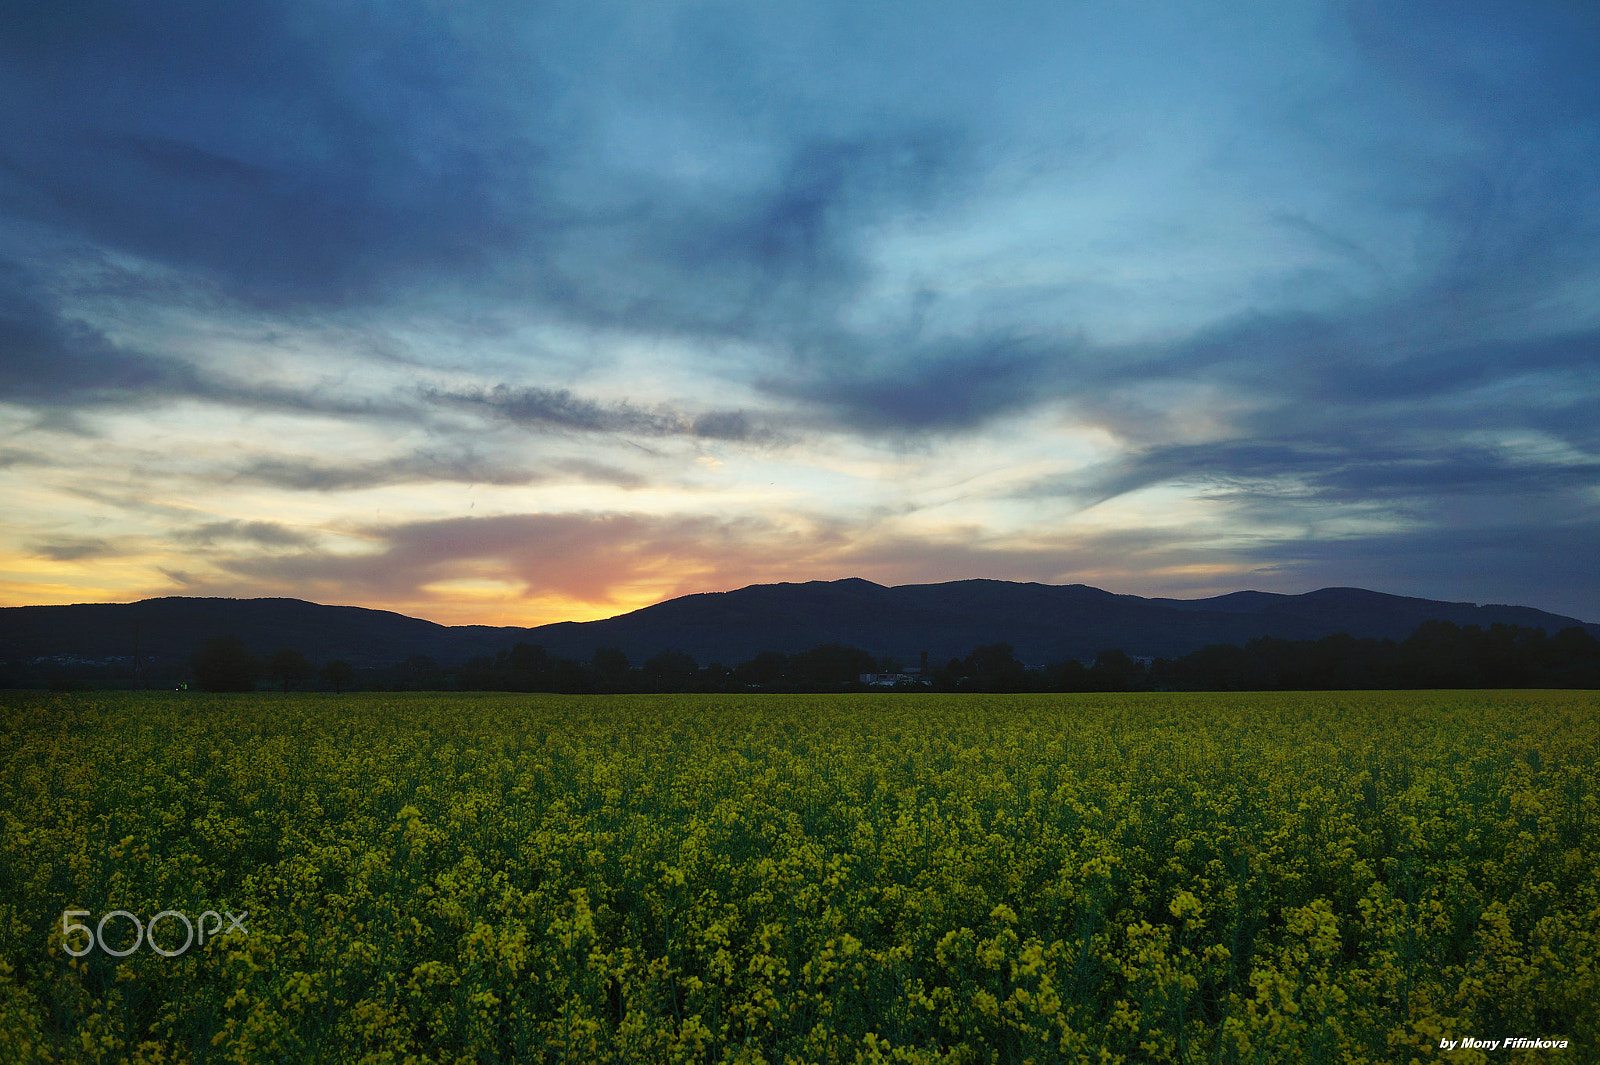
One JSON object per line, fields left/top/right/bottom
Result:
{"left": 0, "top": 1, "right": 543, "bottom": 303}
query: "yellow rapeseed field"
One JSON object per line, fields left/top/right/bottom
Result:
{"left": 0, "top": 690, "right": 1595, "bottom": 1064}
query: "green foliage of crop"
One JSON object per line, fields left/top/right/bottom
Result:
{"left": 0, "top": 690, "right": 1596, "bottom": 1063}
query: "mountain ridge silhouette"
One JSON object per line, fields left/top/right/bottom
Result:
{"left": 4, "top": 579, "right": 1596, "bottom": 670}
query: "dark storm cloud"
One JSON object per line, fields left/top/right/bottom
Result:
{"left": 0, "top": 0, "right": 979, "bottom": 437}
{"left": 0, "top": 1, "right": 968, "bottom": 326}
{"left": 0, "top": 1, "right": 542, "bottom": 304}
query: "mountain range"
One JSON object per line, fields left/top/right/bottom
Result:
{"left": 4, "top": 579, "right": 1597, "bottom": 672}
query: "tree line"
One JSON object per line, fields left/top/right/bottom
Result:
{"left": 936, "top": 620, "right": 1600, "bottom": 692}
{"left": 189, "top": 637, "right": 355, "bottom": 693}
{"left": 179, "top": 619, "right": 1600, "bottom": 693}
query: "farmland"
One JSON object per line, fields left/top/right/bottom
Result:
{"left": 0, "top": 690, "right": 1595, "bottom": 1063}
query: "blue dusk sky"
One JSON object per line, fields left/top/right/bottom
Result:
{"left": 2, "top": 1, "right": 1597, "bottom": 625}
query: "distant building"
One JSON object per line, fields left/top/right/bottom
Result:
{"left": 858, "top": 671, "right": 930, "bottom": 687}
{"left": 860, "top": 651, "right": 933, "bottom": 686}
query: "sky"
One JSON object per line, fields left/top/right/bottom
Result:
{"left": 2, "top": 0, "right": 1598, "bottom": 627}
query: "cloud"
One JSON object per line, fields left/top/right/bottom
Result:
{"left": 0, "top": 259, "right": 207, "bottom": 406}
{"left": 592, "top": 127, "right": 970, "bottom": 340}
{"left": 1242, "top": 514, "right": 1600, "bottom": 624}
{"left": 0, "top": 255, "right": 436, "bottom": 419}
{"left": 30, "top": 536, "right": 115, "bottom": 561}
{"left": 0, "top": 1, "right": 544, "bottom": 305}
{"left": 0, "top": 1, "right": 973, "bottom": 334}
{"left": 208, "top": 512, "right": 821, "bottom": 609}
{"left": 770, "top": 333, "right": 1070, "bottom": 433}
{"left": 690, "top": 411, "right": 756, "bottom": 441}
{"left": 173, "top": 507, "right": 1260, "bottom": 620}
{"left": 0, "top": 447, "right": 48, "bottom": 468}
{"left": 156, "top": 567, "right": 201, "bottom": 588}
{"left": 1341, "top": 0, "right": 1600, "bottom": 133}
{"left": 169, "top": 507, "right": 1341, "bottom": 621}
{"left": 179, "top": 521, "right": 315, "bottom": 548}
{"left": 116, "top": 488, "right": 1600, "bottom": 629}
{"left": 437, "top": 386, "right": 681, "bottom": 436}
{"left": 1047, "top": 436, "right": 1600, "bottom": 513}
{"left": 829, "top": 525, "right": 1226, "bottom": 590}
{"left": 231, "top": 451, "right": 647, "bottom": 491}
{"left": 435, "top": 384, "right": 775, "bottom": 443}
{"left": 3, "top": 0, "right": 1599, "bottom": 625}
{"left": 729, "top": 0, "right": 1600, "bottom": 446}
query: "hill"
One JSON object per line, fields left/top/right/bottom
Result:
{"left": 3, "top": 580, "right": 1596, "bottom": 680}
{"left": 516, "top": 579, "right": 1600, "bottom": 665}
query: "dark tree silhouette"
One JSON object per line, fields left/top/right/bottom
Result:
{"left": 321, "top": 659, "right": 355, "bottom": 694}
{"left": 1040, "top": 657, "right": 1090, "bottom": 691}
{"left": 265, "top": 648, "right": 311, "bottom": 692}
{"left": 190, "top": 636, "right": 259, "bottom": 692}
{"left": 788, "top": 643, "right": 877, "bottom": 689}
{"left": 590, "top": 647, "right": 631, "bottom": 692}
{"left": 641, "top": 649, "right": 698, "bottom": 692}
{"left": 965, "top": 642, "right": 1031, "bottom": 691}
{"left": 1089, "top": 649, "right": 1144, "bottom": 691}
{"left": 733, "top": 650, "right": 790, "bottom": 689}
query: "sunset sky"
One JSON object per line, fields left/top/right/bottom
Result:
{"left": 3, "top": 1, "right": 1598, "bottom": 627}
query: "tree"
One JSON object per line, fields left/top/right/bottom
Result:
{"left": 963, "top": 642, "right": 1030, "bottom": 691}
{"left": 641, "top": 649, "right": 699, "bottom": 692}
{"left": 1545, "top": 626, "right": 1600, "bottom": 687}
{"left": 265, "top": 648, "right": 311, "bottom": 692}
{"left": 191, "top": 636, "right": 259, "bottom": 692}
{"left": 501, "top": 643, "right": 553, "bottom": 691}
{"left": 321, "top": 659, "right": 355, "bottom": 694}
{"left": 1089, "top": 649, "right": 1143, "bottom": 691}
{"left": 788, "top": 643, "right": 877, "bottom": 689}
{"left": 1401, "top": 620, "right": 1481, "bottom": 688}
{"left": 398, "top": 654, "right": 442, "bottom": 690}
{"left": 1040, "top": 657, "right": 1090, "bottom": 692}
{"left": 733, "top": 651, "right": 790, "bottom": 690}
{"left": 590, "top": 647, "right": 631, "bottom": 692}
